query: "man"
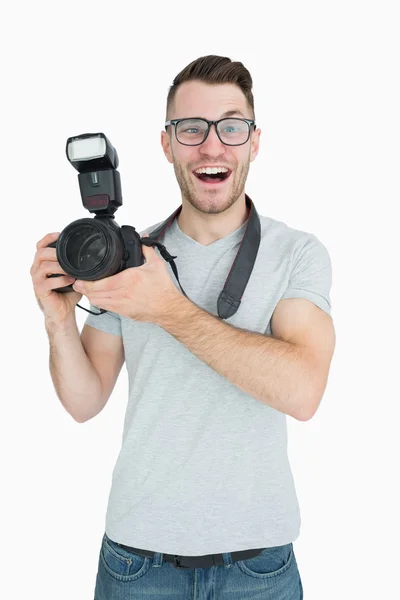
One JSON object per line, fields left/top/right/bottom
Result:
{"left": 31, "top": 55, "right": 335, "bottom": 599}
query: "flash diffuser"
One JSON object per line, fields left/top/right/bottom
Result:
{"left": 67, "top": 136, "right": 106, "bottom": 162}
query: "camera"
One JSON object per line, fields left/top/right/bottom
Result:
{"left": 47, "top": 133, "right": 145, "bottom": 295}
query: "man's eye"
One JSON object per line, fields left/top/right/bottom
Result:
{"left": 185, "top": 128, "right": 200, "bottom": 134}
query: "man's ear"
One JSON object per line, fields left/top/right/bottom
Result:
{"left": 250, "top": 128, "right": 261, "bottom": 163}
{"left": 161, "top": 130, "right": 173, "bottom": 164}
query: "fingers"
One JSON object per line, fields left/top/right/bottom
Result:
{"left": 36, "top": 232, "right": 60, "bottom": 251}
{"left": 31, "top": 232, "right": 76, "bottom": 296}
{"left": 31, "top": 257, "right": 75, "bottom": 283}
{"left": 35, "top": 275, "right": 76, "bottom": 297}
{"left": 39, "top": 260, "right": 69, "bottom": 277}
{"left": 30, "top": 235, "right": 61, "bottom": 278}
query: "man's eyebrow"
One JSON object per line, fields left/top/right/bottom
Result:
{"left": 220, "top": 110, "right": 246, "bottom": 118}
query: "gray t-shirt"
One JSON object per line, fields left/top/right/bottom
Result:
{"left": 84, "top": 210, "right": 332, "bottom": 556}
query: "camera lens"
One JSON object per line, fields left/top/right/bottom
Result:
{"left": 65, "top": 225, "right": 107, "bottom": 271}
{"left": 56, "top": 217, "right": 125, "bottom": 280}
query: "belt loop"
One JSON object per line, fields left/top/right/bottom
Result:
{"left": 222, "top": 552, "right": 233, "bottom": 568}
{"left": 151, "top": 552, "right": 163, "bottom": 568}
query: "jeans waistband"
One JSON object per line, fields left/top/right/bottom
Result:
{"left": 116, "top": 542, "right": 266, "bottom": 569}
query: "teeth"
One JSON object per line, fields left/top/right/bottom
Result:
{"left": 195, "top": 167, "right": 229, "bottom": 175}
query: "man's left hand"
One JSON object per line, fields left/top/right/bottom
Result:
{"left": 72, "top": 234, "right": 181, "bottom": 323}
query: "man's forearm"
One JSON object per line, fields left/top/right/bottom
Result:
{"left": 156, "top": 296, "right": 318, "bottom": 420}
{"left": 45, "top": 314, "right": 104, "bottom": 422}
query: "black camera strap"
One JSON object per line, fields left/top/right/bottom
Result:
{"left": 145, "top": 194, "right": 261, "bottom": 320}
{"left": 140, "top": 238, "right": 186, "bottom": 295}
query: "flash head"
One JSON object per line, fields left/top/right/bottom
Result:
{"left": 65, "top": 132, "right": 122, "bottom": 216}
{"left": 66, "top": 132, "right": 119, "bottom": 173}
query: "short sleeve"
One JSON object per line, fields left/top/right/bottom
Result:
{"left": 84, "top": 304, "right": 122, "bottom": 336}
{"left": 281, "top": 234, "right": 332, "bottom": 316}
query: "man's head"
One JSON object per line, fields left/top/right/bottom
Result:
{"left": 161, "top": 55, "right": 261, "bottom": 215}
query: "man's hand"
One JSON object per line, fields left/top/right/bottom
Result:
{"left": 72, "top": 234, "right": 181, "bottom": 323}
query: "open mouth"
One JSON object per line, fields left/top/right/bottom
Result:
{"left": 193, "top": 169, "right": 232, "bottom": 185}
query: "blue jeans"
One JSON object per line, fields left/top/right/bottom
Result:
{"left": 94, "top": 533, "right": 303, "bottom": 599}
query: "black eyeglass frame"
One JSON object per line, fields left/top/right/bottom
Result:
{"left": 165, "top": 117, "right": 256, "bottom": 147}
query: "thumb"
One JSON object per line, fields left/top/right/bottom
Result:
{"left": 141, "top": 233, "right": 157, "bottom": 262}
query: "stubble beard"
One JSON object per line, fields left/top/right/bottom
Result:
{"left": 173, "top": 159, "right": 250, "bottom": 215}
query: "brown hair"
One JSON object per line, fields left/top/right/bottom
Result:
{"left": 166, "top": 55, "right": 255, "bottom": 120}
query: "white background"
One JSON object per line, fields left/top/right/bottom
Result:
{"left": 1, "top": 1, "right": 399, "bottom": 598}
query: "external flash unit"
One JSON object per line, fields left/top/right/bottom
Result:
{"left": 66, "top": 132, "right": 122, "bottom": 215}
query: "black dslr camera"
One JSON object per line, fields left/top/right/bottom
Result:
{"left": 48, "top": 133, "right": 146, "bottom": 306}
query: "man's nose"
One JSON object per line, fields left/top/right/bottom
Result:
{"left": 199, "top": 125, "right": 225, "bottom": 155}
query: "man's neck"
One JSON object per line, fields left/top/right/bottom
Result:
{"left": 176, "top": 194, "right": 248, "bottom": 247}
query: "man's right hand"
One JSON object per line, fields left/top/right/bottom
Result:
{"left": 30, "top": 232, "right": 83, "bottom": 324}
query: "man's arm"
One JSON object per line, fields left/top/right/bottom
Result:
{"left": 156, "top": 296, "right": 336, "bottom": 421}
{"left": 45, "top": 314, "right": 105, "bottom": 422}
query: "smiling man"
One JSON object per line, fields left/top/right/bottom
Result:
{"left": 85, "top": 55, "right": 335, "bottom": 599}
{"left": 33, "top": 55, "right": 335, "bottom": 600}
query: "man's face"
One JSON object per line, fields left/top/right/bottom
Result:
{"left": 161, "top": 81, "right": 261, "bottom": 214}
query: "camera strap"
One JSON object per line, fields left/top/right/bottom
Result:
{"left": 144, "top": 194, "right": 261, "bottom": 320}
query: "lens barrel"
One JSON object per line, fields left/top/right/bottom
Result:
{"left": 55, "top": 217, "right": 125, "bottom": 280}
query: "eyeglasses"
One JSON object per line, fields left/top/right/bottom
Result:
{"left": 165, "top": 117, "right": 256, "bottom": 146}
